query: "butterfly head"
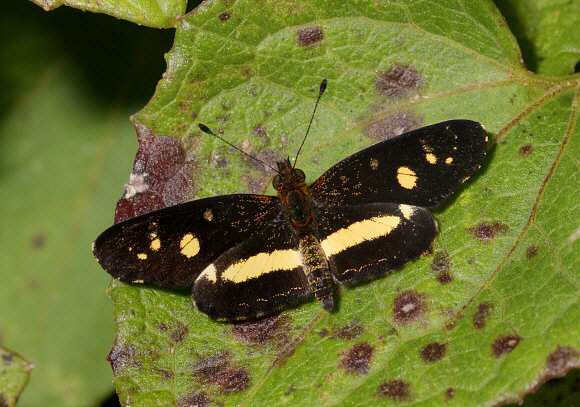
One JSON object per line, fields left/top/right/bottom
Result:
{"left": 273, "top": 158, "right": 306, "bottom": 191}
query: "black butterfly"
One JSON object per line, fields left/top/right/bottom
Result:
{"left": 93, "top": 82, "right": 487, "bottom": 321}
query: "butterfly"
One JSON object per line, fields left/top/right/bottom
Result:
{"left": 93, "top": 81, "right": 487, "bottom": 321}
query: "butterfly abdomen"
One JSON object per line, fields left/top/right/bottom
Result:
{"left": 298, "top": 233, "right": 334, "bottom": 310}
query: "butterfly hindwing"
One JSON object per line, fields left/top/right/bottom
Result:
{"left": 316, "top": 203, "right": 437, "bottom": 284}
{"left": 309, "top": 120, "right": 487, "bottom": 208}
{"left": 93, "top": 194, "right": 280, "bottom": 288}
{"left": 194, "top": 219, "right": 312, "bottom": 320}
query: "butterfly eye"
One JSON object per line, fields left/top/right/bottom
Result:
{"left": 293, "top": 169, "right": 305, "bottom": 182}
{"left": 272, "top": 174, "right": 281, "bottom": 190}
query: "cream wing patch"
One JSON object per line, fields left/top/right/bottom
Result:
{"left": 397, "top": 166, "right": 417, "bottom": 189}
{"left": 220, "top": 250, "right": 301, "bottom": 283}
{"left": 180, "top": 233, "right": 200, "bottom": 258}
{"left": 320, "top": 215, "right": 401, "bottom": 256}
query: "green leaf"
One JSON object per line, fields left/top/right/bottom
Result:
{"left": 0, "top": 4, "right": 172, "bottom": 405}
{"left": 0, "top": 347, "right": 33, "bottom": 407}
{"left": 495, "top": 0, "right": 580, "bottom": 75}
{"left": 105, "top": 1, "right": 579, "bottom": 406}
{"left": 29, "top": 0, "right": 186, "bottom": 28}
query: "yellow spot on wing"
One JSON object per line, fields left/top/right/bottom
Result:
{"left": 150, "top": 238, "right": 161, "bottom": 251}
{"left": 180, "top": 233, "right": 200, "bottom": 258}
{"left": 445, "top": 157, "right": 453, "bottom": 164}
{"left": 221, "top": 250, "right": 301, "bottom": 283}
{"left": 199, "top": 264, "right": 217, "bottom": 283}
{"left": 399, "top": 204, "right": 414, "bottom": 220}
{"left": 320, "top": 215, "right": 401, "bottom": 256}
{"left": 370, "top": 158, "right": 379, "bottom": 170}
{"left": 204, "top": 209, "right": 214, "bottom": 222}
{"left": 425, "top": 153, "right": 437, "bottom": 164}
{"left": 137, "top": 253, "right": 148, "bottom": 260}
{"left": 397, "top": 166, "right": 417, "bottom": 189}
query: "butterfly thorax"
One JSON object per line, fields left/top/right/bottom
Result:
{"left": 274, "top": 158, "right": 313, "bottom": 229}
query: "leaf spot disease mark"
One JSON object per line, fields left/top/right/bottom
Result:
{"left": 420, "top": 342, "right": 446, "bottom": 362}
{"left": 377, "top": 379, "right": 411, "bottom": 401}
{"left": 545, "top": 346, "right": 579, "bottom": 377}
{"left": 194, "top": 351, "right": 251, "bottom": 394}
{"left": 331, "top": 320, "right": 364, "bottom": 340}
{"left": 492, "top": 335, "right": 522, "bottom": 358}
{"left": 231, "top": 314, "right": 292, "bottom": 346}
{"left": 473, "top": 302, "right": 494, "bottom": 330}
{"left": 107, "top": 342, "right": 137, "bottom": 374}
{"left": 526, "top": 245, "right": 539, "bottom": 259}
{"left": 431, "top": 251, "right": 451, "bottom": 284}
{"left": 31, "top": 234, "right": 46, "bottom": 249}
{"left": 170, "top": 324, "right": 188, "bottom": 343}
{"left": 393, "top": 290, "right": 427, "bottom": 325}
{"left": 296, "top": 26, "right": 324, "bottom": 46}
{"left": 340, "top": 343, "right": 374, "bottom": 374}
{"left": 469, "top": 221, "right": 509, "bottom": 243}
{"left": 363, "top": 111, "right": 424, "bottom": 141}
{"left": 445, "top": 388, "right": 455, "bottom": 399}
{"left": 519, "top": 144, "right": 534, "bottom": 156}
{"left": 219, "top": 12, "right": 231, "bottom": 21}
{"left": 179, "top": 392, "right": 212, "bottom": 407}
{"left": 114, "top": 125, "right": 195, "bottom": 223}
{"left": 374, "top": 65, "right": 423, "bottom": 100}
{"left": 219, "top": 368, "right": 251, "bottom": 394}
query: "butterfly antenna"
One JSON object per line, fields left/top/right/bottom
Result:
{"left": 292, "top": 79, "right": 327, "bottom": 169}
{"left": 198, "top": 124, "right": 279, "bottom": 173}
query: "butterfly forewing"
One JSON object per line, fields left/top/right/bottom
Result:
{"left": 193, "top": 219, "right": 312, "bottom": 320}
{"left": 309, "top": 120, "right": 487, "bottom": 208}
{"left": 93, "top": 194, "right": 279, "bottom": 288}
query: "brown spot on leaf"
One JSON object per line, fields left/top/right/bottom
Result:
{"left": 377, "top": 380, "right": 411, "bottom": 401}
{"left": 444, "top": 321, "right": 456, "bottom": 332}
{"left": 375, "top": 65, "right": 423, "bottom": 99}
{"left": 340, "top": 343, "right": 374, "bottom": 374}
{"left": 2, "top": 354, "right": 13, "bottom": 364}
{"left": 445, "top": 387, "right": 455, "bottom": 399}
{"left": 492, "top": 335, "right": 522, "bottom": 358}
{"left": 297, "top": 26, "right": 324, "bottom": 46}
{"left": 157, "top": 323, "right": 168, "bottom": 331}
{"left": 431, "top": 251, "right": 452, "bottom": 284}
{"left": 31, "top": 234, "right": 46, "bottom": 249}
{"left": 393, "top": 290, "right": 427, "bottom": 325}
{"left": 107, "top": 342, "right": 138, "bottom": 374}
{"left": 232, "top": 314, "right": 291, "bottom": 346}
{"left": 114, "top": 124, "right": 195, "bottom": 223}
{"left": 545, "top": 346, "right": 579, "bottom": 377}
{"left": 318, "top": 329, "right": 329, "bottom": 338}
{"left": 218, "top": 367, "right": 251, "bottom": 394}
{"left": 219, "top": 12, "right": 231, "bottom": 21}
{"left": 170, "top": 323, "right": 188, "bottom": 343}
{"left": 252, "top": 125, "right": 269, "bottom": 142}
{"left": 421, "top": 342, "right": 446, "bottom": 362}
{"left": 194, "top": 351, "right": 230, "bottom": 383}
{"left": 473, "top": 302, "right": 494, "bottom": 330}
{"left": 179, "top": 392, "right": 212, "bottom": 407}
{"left": 526, "top": 245, "right": 538, "bottom": 259}
{"left": 469, "top": 221, "right": 509, "bottom": 243}
{"left": 363, "top": 111, "right": 423, "bottom": 141}
{"left": 331, "top": 320, "right": 364, "bottom": 340}
{"left": 519, "top": 144, "right": 534, "bottom": 156}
